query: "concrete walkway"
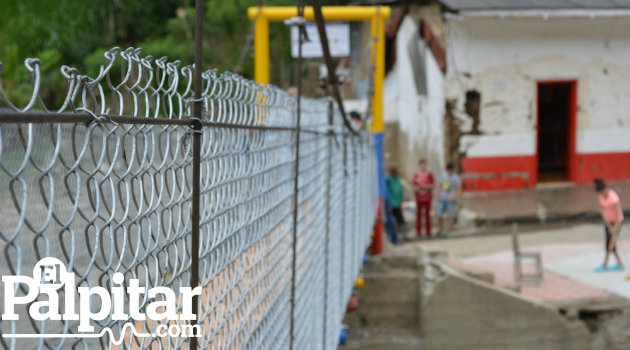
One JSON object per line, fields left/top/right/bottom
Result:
{"left": 458, "top": 180, "right": 630, "bottom": 226}
{"left": 546, "top": 250, "right": 630, "bottom": 299}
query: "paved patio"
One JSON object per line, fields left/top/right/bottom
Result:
{"left": 448, "top": 241, "right": 629, "bottom": 301}
{"left": 418, "top": 222, "right": 630, "bottom": 302}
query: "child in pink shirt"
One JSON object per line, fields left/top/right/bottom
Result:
{"left": 594, "top": 178, "right": 624, "bottom": 271}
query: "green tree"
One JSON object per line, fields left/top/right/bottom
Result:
{"left": 0, "top": 0, "right": 317, "bottom": 106}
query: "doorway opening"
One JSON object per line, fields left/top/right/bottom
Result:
{"left": 536, "top": 81, "right": 577, "bottom": 183}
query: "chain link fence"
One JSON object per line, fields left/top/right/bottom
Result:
{"left": 0, "top": 47, "right": 378, "bottom": 350}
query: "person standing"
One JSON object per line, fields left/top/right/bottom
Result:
{"left": 594, "top": 178, "right": 625, "bottom": 271}
{"left": 437, "top": 162, "right": 461, "bottom": 237}
{"left": 386, "top": 165, "right": 407, "bottom": 242}
{"left": 412, "top": 159, "right": 435, "bottom": 237}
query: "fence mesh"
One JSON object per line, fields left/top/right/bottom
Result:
{"left": 0, "top": 47, "right": 378, "bottom": 350}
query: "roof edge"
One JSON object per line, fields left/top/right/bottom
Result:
{"left": 445, "top": 8, "right": 630, "bottom": 19}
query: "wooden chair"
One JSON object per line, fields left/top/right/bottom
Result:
{"left": 512, "top": 223, "right": 543, "bottom": 285}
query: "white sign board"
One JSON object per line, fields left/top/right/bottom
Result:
{"left": 291, "top": 22, "right": 350, "bottom": 58}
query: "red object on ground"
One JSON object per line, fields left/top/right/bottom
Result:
{"left": 372, "top": 199, "right": 384, "bottom": 255}
{"left": 347, "top": 296, "right": 359, "bottom": 311}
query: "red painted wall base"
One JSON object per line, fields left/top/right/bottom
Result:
{"left": 461, "top": 155, "right": 536, "bottom": 191}
{"left": 575, "top": 152, "right": 630, "bottom": 184}
{"left": 461, "top": 152, "right": 630, "bottom": 191}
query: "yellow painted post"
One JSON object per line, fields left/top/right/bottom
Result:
{"left": 371, "top": 14, "right": 386, "bottom": 133}
{"left": 254, "top": 15, "right": 269, "bottom": 84}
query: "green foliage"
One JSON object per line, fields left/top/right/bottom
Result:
{"left": 116, "top": 0, "right": 181, "bottom": 43}
{"left": 0, "top": 0, "right": 304, "bottom": 106}
{"left": 0, "top": 45, "right": 63, "bottom": 108}
{"left": 0, "top": 0, "right": 100, "bottom": 59}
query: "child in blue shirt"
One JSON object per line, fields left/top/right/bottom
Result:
{"left": 437, "top": 162, "right": 461, "bottom": 237}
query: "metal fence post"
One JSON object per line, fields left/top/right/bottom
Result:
{"left": 190, "top": 0, "right": 204, "bottom": 349}
{"left": 289, "top": 6, "right": 305, "bottom": 348}
{"left": 340, "top": 130, "right": 348, "bottom": 306}
{"left": 189, "top": 118, "right": 201, "bottom": 350}
{"left": 323, "top": 101, "right": 334, "bottom": 348}
{"left": 289, "top": 103, "right": 301, "bottom": 350}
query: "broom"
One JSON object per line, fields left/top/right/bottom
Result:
{"left": 601, "top": 211, "right": 630, "bottom": 281}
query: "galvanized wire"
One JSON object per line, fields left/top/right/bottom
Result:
{"left": 0, "top": 47, "right": 378, "bottom": 350}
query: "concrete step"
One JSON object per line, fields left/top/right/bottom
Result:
{"left": 345, "top": 271, "right": 420, "bottom": 329}
{"left": 341, "top": 328, "right": 421, "bottom": 350}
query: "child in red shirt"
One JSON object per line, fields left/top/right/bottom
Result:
{"left": 412, "top": 159, "right": 435, "bottom": 237}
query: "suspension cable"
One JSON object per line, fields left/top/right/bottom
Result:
{"left": 363, "top": 2, "right": 380, "bottom": 124}
{"left": 309, "top": 0, "right": 360, "bottom": 135}
{"left": 234, "top": 0, "right": 266, "bottom": 74}
{"left": 290, "top": 3, "right": 307, "bottom": 349}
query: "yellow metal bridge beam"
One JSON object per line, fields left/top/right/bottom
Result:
{"left": 247, "top": 6, "right": 390, "bottom": 133}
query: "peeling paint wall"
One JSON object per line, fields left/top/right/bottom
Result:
{"left": 384, "top": 11, "right": 446, "bottom": 183}
{"left": 445, "top": 16, "right": 630, "bottom": 190}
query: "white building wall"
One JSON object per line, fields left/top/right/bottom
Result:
{"left": 384, "top": 16, "right": 445, "bottom": 177}
{"left": 445, "top": 16, "right": 630, "bottom": 157}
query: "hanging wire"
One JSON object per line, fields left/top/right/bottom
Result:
{"left": 234, "top": 0, "right": 267, "bottom": 75}
{"left": 289, "top": 1, "right": 307, "bottom": 349}
{"left": 309, "top": 0, "right": 361, "bottom": 135}
{"left": 363, "top": 3, "right": 380, "bottom": 125}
